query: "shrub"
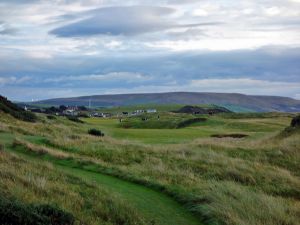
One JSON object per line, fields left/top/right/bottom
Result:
{"left": 291, "top": 114, "right": 300, "bottom": 128}
{"left": 88, "top": 128, "right": 104, "bottom": 137}
{"left": 66, "top": 116, "right": 84, "bottom": 123}
{"left": 47, "top": 115, "right": 56, "bottom": 120}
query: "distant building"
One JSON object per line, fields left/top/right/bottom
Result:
{"left": 146, "top": 109, "right": 157, "bottom": 113}
{"left": 132, "top": 109, "right": 145, "bottom": 115}
{"left": 90, "top": 112, "right": 103, "bottom": 117}
{"left": 102, "top": 113, "right": 112, "bottom": 118}
{"left": 63, "top": 109, "right": 78, "bottom": 116}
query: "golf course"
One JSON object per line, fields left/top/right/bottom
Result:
{"left": 1, "top": 97, "right": 300, "bottom": 225}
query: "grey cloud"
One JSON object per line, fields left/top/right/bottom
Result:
{"left": 50, "top": 6, "right": 219, "bottom": 37}
{"left": 0, "top": 21, "right": 17, "bottom": 35}
{"left": 167, "top": 28, "right": 207, "bottom": 40}
{"left": 0, "top": 0, "right": 40, "bottom": 4}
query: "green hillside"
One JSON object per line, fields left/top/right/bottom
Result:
{"left": 0, "top": 95, "right": 37, "bottom": 122}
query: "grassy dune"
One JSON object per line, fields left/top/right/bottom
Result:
{"left": 0, "top": 147, "right": 148, "bottom": 225}
{"left": 0, "top": 111, "right": 300, "bottom": 225}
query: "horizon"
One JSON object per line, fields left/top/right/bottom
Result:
{"left": 0, "top": 0, "right": 300, "bottom": 101}
{"left": 18, "top": 91, "right": 300, "bottom": 103}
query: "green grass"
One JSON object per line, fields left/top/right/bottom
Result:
{"left": 81, "top": 115, "right": 290, "bottom": 144}
{"left": 1, "top": 133, "right": 201, "bottom": 225}
{"left": 1, "top": 110, "right": 300, "bottom": 225}
{"left": 97, "top": 103, "right": 214, "bottom": 114}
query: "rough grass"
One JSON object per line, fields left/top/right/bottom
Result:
{"left": 1, "top": 111, "right": 300, "bottom": 225}
{"left": 0, "top": 150, "right": 149, "bottom": 225}
{"left": 0, "top": 194, "right": 75, "bottom": 225}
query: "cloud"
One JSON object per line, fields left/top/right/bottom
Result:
{"left": 0, "top": 76, "right": 31, "bottom": 85}
{"left": 0, "top": 0, "right": 40, "bottom": 4}
{"left": 0, "top": 21, "right": 17, "bottom": 35}
{"left": 44, "top": 72, "right": 151, "bottom": 83}
{"left": 0, "top": 0, "right": 300, "bottom": 101}
{"left": 189, "top": 78, "right": 300, "bottom": 96}
{"left": 50, "top": 6, "right": 219, "bottom": 37}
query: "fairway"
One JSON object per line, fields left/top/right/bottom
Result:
{"left": 82, "top": 115, "right": 291, "bottom": 144}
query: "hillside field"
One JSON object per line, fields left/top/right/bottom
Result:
{"left": 0, "top": 108, "right": 300, "bottom": 225}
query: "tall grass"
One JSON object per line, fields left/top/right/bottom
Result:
{"left": 1, "top": 111, "right": 300, "bottom": 225}
{"left": 0, "top": 150, "right": 149, "bottom": 225}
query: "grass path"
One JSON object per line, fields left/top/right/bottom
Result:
{"left": 0, "top": 133, "right": 202, "bottom": 225}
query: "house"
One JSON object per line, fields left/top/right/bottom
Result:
{"left": 63, "top": 109, "right": 78, "bottom": 116}
{"left": 102, "top": 113, "right": 112, "bottom": 118}
{"left": 146, "top": 109, "right": 157, "bottom": 113}
{"left": 132, "top": 109, "right": 145, "bottom": 115}
{"left": 90, "top": 112, "right": 107, "bottom": 117}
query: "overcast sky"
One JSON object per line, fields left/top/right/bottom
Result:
{"left": 0, "top": 0, "right": 299, "bottom": 101}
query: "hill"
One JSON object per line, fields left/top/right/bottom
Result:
{"left": 33, "top": 92, "right": 300, "bottom": 112}
{"left": 174, "top": 105, "right": 231, "bottom": 114}
{"left": 0, "top": 95, "right": 37, "bottom": 122}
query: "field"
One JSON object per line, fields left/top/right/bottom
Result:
{"left": 0, "top": 109, "right": 300, "bottom": 225}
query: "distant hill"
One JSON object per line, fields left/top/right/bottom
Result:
{"left": 33, "top": 92, "right": 300, "bottom": 112}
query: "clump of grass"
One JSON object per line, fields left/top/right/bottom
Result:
{"left": 66, "top": 116, "right": 84, "bottom": 123}
{"left": 88, "top": 128, "right": 104, "bottom": 137}
{"left": 211, "top": 133, "right": 248, "bottom": 138}
{"left": 13, "top": 138, "right": 71, "bottom": 159}
{"left": 47, "top": 115, "right": 56, "bottom": 120}
{"left": 0, "top": 194, "right": 75, "bottom": 225}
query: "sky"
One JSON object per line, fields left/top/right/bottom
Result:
{"left": 0, "top": 0, "right": 299, "bottom": 101}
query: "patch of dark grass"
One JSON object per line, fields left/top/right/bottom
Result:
{"left": 66, "top": 116, "right": 84, "bottom": 123}
{"left": 88, "top": 128, "right": 104, "bottom": 137}
{"left": 47, "top": 115, "right": 56, "bottom": 120}
{"left": 211, "top": 134, "right": 248, "bottom": 138}
{"left": 176, "top": 118, "right": 207, "bottom": 128}
{"left": 0, "top": 194, "right": 75, "bottom": 225}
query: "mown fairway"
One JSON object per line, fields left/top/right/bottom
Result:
{"left": 82, "top": 113, "right": 291, "bottom": 144}
{"left": 1, "top": 110, "right": 300, "bottom": 225}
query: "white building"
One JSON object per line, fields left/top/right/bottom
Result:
{"left": 146, "top": 109, "right": 157, "bottom": 113}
